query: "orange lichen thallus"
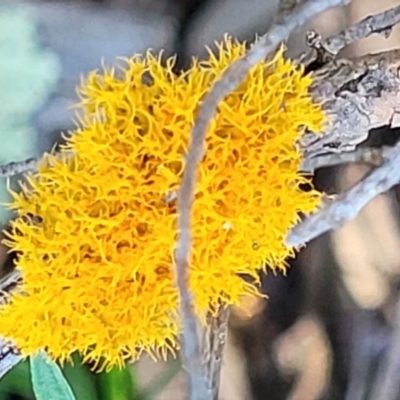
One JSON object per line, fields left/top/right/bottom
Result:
{"left": 0, "top": 37, "right": 325, "bottom": 370}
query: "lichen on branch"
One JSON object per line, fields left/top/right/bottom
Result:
{"left": 0, "top": 37, "right": 324, "bottom": 370}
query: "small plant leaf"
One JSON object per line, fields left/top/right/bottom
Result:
{"left": 30, "top": 351, "right": 76, "bottom": 400}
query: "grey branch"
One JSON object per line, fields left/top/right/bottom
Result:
{"left": 324, "top": 3, "right": 400, "bottom": 56}
{"left": 175, "top": 0, "right": 350, "bottom": 398}
{"left": 0, "top": 158, "right": 38, "bottom": 178}
{"left": 286, "top": 140, "right": 400, "bottom": 247}
{"left": 0, "top": 351, "right": 21, "bottom": 380}
{"left": 300, "top": 146, "right": 391, "bottom": 173}
{"left": 290, "top": 50, "right": 400, "bottom": 247}
{"left": 301, "top": 3, "right": 400, "bottom": 67}
{"left": 0, "top": 270, "right": 22, "bottom": 306}
{"left": 202, "top": 307, "right": 230, "bottom": 399}
{"left": 0, "top": 270, "right": 23, "bottom": 379}
{"left": 299, "top": 47, "right": 400, "bottom": 167}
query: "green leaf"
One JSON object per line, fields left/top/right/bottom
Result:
{"left": 30, "top": 351, "right": 76, "bottom": 400}
{"left": 98, "top": 364, "right": 140, "bottom": 400}
{"left": 62, "top": 353, "right": 98, "bottom": 400}
{"left": 0, "top": 358, "right": 35, "bottom": 399}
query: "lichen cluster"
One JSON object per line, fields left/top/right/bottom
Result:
{"left": 0, "top": 37, "right": 324, "bottom": 370}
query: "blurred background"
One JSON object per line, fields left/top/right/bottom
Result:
{"left": 1, "top": 0, "right": 400, "bottom": 399}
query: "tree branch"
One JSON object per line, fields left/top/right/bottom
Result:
{"left": 289, "top": 50, "right": 400, "bottom": 248}
{"left": 302, "top": 3, "right": 400, "bottom": 67}
{"left": 286, "top": 140, "right": 400, "bottom": 247}
{"left": 300, "top": 146, "right": 390, "bottom": 173}
{"left": 324, "top": 3, "right": 400, "bottom": 56}
{"left": 202, "top": 307, "right": 230, "bottom": 400}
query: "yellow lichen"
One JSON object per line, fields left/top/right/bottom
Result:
{"left": 0, "top": 37, "right": 325, "bottom": 370}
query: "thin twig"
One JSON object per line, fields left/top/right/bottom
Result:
{"left": 175, "top": 0, "right": 350, "bottom": 398}
{"left": 0, "top": 269, "right": 22, "bottom": 306}
{"left": 202, "top": 307, "right": 230, "bottom": 400}
{"left": 302, "top": 3, "right": 400, "bottom": 66}
{"left": 324, "top": 3, "right": 400, "bottom": 56}
{"left": 300, "top": 146, "right": 390, "bottom": 173}
{"left": 0, "top": 269, "right": 23, "bottom": 379}
{"left": 0, "top": 152, "right": 75, "bottom": 179}
{"left": 0, "top": 158, "right": 38, "bottom": 178}
{"left": 0, "top": 350, "right": 21, "bottom": 380}
{"left": 286, "top": 141, "right": 400, "bottom": 247}
{"left": 2, "top": 133, "right": 388, "bottom": 180}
